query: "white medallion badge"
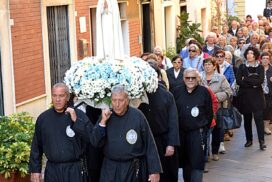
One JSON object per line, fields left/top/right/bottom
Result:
{"left": 66, "top": 125, "right": 75, "bottom": 137}
{"left": 191, "top": 107, "right": 199, "bottom": 117}
{"left": 126, "top": 129, "right": 138, "bottom": 144}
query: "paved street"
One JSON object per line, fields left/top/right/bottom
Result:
{"left": 179, "top": 122, "right": 272, "bottom": 182}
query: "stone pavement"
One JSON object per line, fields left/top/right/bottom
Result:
{"left": 178, "top": 123, "right": 272, "bottom": 182}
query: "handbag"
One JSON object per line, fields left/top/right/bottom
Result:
{"left": 216, "top": 94, "right": 243, "bottom": 130}
{"left": 216, "top": 106, "right": 242, "bottom": 130}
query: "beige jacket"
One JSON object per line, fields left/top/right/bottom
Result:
{"left": 201, "top": 72, "right": 233, "bottom": 107}
{"left": 161, "top": 69, "right": 169, "bottom": 90}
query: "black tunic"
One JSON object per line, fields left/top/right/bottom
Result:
{"left": 86, "top": 106, "right": 162, "bottom": 182}
{"left": 85, "top": 106, "right": 103, "bottom": 182}
{"left": 29, "top": 108, "right": 90, "bottom": 182}
{"left": 138, "top": 83, "right": 180, "bottom": 182}
{"left": 173, "top": 84, "right": 213, "bottom": 169}
{"left": 236, "top": 63, "right": 265, "bottom": 114}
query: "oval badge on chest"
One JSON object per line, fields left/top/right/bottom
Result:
{"left": 66, "top": 125, "right": 75, "bottom": 137}
{"left": 126, "top": 129, "right": 138, "bottom": 144}
{"left": 191, "top": 106, "right": 199, "bottom": 117}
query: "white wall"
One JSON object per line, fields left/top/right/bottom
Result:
{"left": 187, "top": 0, "right": 211, "bottom": 38}
{"left": 245, "top": 0, "right": 266, "bottom": 21}
{"left": 0, "top": 0, "right": 16, "bottom": 115}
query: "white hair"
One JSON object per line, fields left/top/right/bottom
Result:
{"left": 111, "top": 84, "right": 129, "bottom": 98}
{"left": 183, "top": 68, "right": 199, "bottom": 78}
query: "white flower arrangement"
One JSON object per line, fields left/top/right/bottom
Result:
{"left": 64, "top": 57, "right": 158, "bottom": 108}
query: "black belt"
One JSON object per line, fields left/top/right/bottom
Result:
{"left": 107, "top": 157, "right": 143, "bottom": 178}
{"left": 47, "top": 159, "right": 79, "bottom": 164}
{"left": 107, "top": 156, "right": 143, "bottom": 163}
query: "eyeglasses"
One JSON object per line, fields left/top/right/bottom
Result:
{"left": 173, "top": 61, "right": 182, "bottom": 64}
{"left": 185, "top": 77, "right": 197, "bottom": 81}
{"left": 239, "top": 42, "right": 245, "bottom": 44}
{"left": 189, "top": 49, "right": 196, "bottom": 52}
{"left": 215, "top": 55, "right": 224, "bottom": 58}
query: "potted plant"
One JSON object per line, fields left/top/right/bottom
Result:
{"left": 0, "top": 112, "right": 35, "bottom": 181}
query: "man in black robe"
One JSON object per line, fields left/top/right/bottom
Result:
{"left": 73, "top": 84, "right": 162, "bottom": 182}
{"left": 139, "top": 61, "right": 180, "bottom": 182}
{"left": 85, "top": 106, "right": 103, "bottom": 182}
{"left": 173, "top": 68, "right": 213, "bottom": 182}
{"left": 29, "top": 83, "right": 91, "bottom": 182}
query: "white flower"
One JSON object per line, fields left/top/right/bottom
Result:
{"left": 64, "top": 57, "right": 158, "bottom": 105}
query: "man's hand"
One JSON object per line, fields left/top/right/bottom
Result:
{"left": 31, "top": 173, "right": 42, "bottom": 182}
{"left": 100, "top": 108, "right": 112, "bottom": 126}
{"left": 65, "top": 107, "right": 77, "bottom": 122}
{"left": 148, "top": 173, "right": 160, "bottom": 182}
{"left": 269, "top": 76, "right": 272, "bottom": 82}
{"left": 165, "top": 146, "right": 175, "bottom": 156}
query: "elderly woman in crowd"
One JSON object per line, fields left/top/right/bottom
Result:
{"left": 183, "top": 44, "right": 204, "bottom": 72}
{"left": 200, "top": 57, "right": 232, "bottom": 161}
{"left": 153, "top": 46, "right": 173, "bottom": 70}
{"left": 217, "top": 36, "right": 227, "bottom": 50}
{"left": 230, "top": 36, "right": 238, "bottom": 51}
{"left": 221, "top": 25, "right": 232, "bottom": 44}
{"left": 237, "top": 28, "right": 244, "bottom": 39}
{"left": 260, "top": 52, "right": 272, "bottom": 135}
{"left": 234, "top": 38, "right": 246, "bottom": 58}
{"left": 260, "top": 42, "right": 272, "bottom": 55}
{"left": 225, "top": 51, "right": 233, "bottom": 65}
{"left": 236, "top": 47, "right": 266, "bottom": 150}
{"left": 214, "top": 50, "right": 236, "bottom": 86}
{"left": 146, "top": 53, "right": 170, "bottom": 90}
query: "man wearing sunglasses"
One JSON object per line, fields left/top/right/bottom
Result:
{"left": 173, "top": 68, "right": 213, "bottom": 182}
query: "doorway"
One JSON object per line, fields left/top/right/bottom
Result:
{"left": 47, "top": 5, "right": 71, "bottom": 87}
{"left": 142, "top": 3, "right": 152, "bottom": 52}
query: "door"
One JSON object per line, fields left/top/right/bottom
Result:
{"left": 47, "top": 6, "right": 71, "bottom": 87}
{"left": 142, "top": 4, "right": 151, "bottom": 52}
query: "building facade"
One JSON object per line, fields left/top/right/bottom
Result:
{"left": 0, "top": 0, "right": 214, "bottom": 117}
{"left": 0, "top": 0, "right": 143, "bottom": 118}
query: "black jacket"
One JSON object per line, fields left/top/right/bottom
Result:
{"left": 166, "top": 67, "right": 185, "bottom": 94}
{"left": 138, "top": 83, "right": 180, "bottom": 146}
{"left": 228, "top": 28, "right": 238, "bottom": 37}
{"left": 202, "top": 45, "right": 222, "bottom": 56}
{"left": 263, "top": 8, "right": 272, "bottom": 18}
{"left": 236, "top": 63, "right": 265, "bottom": 114}
{"left": 173, "top": 84, "right": 213, "bottom": 132}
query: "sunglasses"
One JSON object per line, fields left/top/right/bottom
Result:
{"left": 189, "top": 49, "right": 196, "bottom": 52}
{"left": 239, "top": 42, "right": 245, "bottom": 44}
{"left": 173, "top": 61, "right": 182, "bottom": 64}
{"left": 215, "top": 55, "right": 224, "bottom": 58}
{"left": 185, "top": 77, "right": 197, "bottom": 81}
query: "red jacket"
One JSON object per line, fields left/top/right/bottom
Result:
{"left": 206, "top": 87, "right": 219, "bottom": 128}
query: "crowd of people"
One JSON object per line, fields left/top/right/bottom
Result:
{"left": 28, "top": 13, "right": 272, "bottom": 182}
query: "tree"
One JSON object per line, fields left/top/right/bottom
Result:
{"left": 176, "top": 12, "right": 204, "bottom": 53}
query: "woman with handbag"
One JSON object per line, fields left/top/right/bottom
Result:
{"left": 200, "top": 57, "right": 232, "bottom": 161}
{"left": 260, "top": 52, "right": 272, "bottom": 135}
{"left": 236, "top": 46, "right": 266, "bottom": 150}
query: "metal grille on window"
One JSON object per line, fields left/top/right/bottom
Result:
{"left": 47, "top": 5, "right": 71, "bottom": 87}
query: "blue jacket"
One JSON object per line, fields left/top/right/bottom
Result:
{"left": 222, "top": 62, "right": 235, "bottom": 86}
